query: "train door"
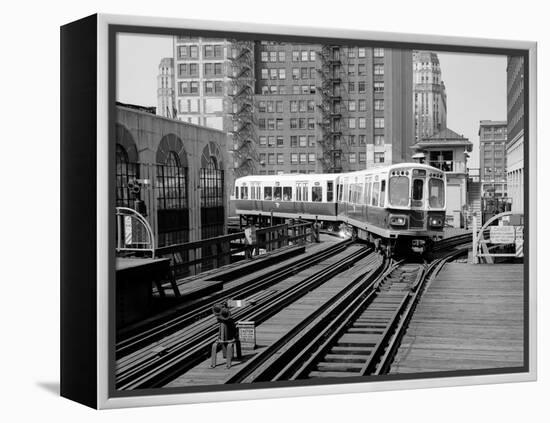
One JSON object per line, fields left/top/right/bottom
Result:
{"left": 410, "top": 172, "right": 426, "bottom": 229}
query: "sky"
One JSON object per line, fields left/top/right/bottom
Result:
{"left": 117, "top": 33, "right": 508, "bottom": 169}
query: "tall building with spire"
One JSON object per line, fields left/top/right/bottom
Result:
{"left": 157, "top": 57, "right": 176, "bottom": 118}
{"left": 413, "top": 51, "right": 447, "bottom": 142}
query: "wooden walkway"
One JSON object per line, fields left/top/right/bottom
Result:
{"left": 165, "top": 247, "right": 381, "bottom": 388}
{"left": 390, "top": 263, "right": 524, "bottom": 374}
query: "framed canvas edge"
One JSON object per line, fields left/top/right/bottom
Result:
{"left": 95, "top": 13, "right": 537, "bottom": 409}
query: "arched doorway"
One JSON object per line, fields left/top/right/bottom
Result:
{"left": 200, "top": 143, "right": 225, "bottom": 239}
{"left": 156, "top": 134, "right": 189, "bottom": 247}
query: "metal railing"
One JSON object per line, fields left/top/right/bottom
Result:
{"left": 116, "top": 207, "right": 155, "bottom": 258}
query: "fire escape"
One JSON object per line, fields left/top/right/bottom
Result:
{"left": 317, "top": 45, "right": 347, "bottom": 173}
{"left": 229, "top": 41, "right": 257, "bottom": 177}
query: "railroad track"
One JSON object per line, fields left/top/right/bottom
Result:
{"left": 116, "top": 241, "right": 373, "bottom": 390}
{"left": 116, "top": 239, "right": 353, "bottom": 359}
{"left": 225, "top": 235, "right": 471, "bottom": 383}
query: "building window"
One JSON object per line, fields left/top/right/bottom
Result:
{"left": 277, "top": 136, "right": 284, "bottom": 147}
{"left": 358, "top": 100, "right": 367, "bottom": 111}
{"left": 292, "top": 51, "right": 300, "bottom": 61}
{"left": 290, "top": 136, "right": 298, "bottom": 147}
{"left": 290, "top": 101, "right": 298, "bottom": 113}
{"left": 374, "top": 99, "right": 384, "bottom": 111}
{"left": 204, "top": 45, "right": 214, "bottom": 58}
{"left": 116, "top": 144, "right": 139, "bottom": 208}
{"left": 348, "top": 100, "right": 356, "bottom": 111}
{"left": 308, "top": 153, "right": 316, "bottom": 163}
{"left": 299, "top": 118, "right": 306, "bottom": 129}
{"left": 359, "top": 135, "right": 366, "bottom": 145}
{"left": 359, "top": 152, "right": 366, "bottom": 163}
{"left": 348, "top": 118, "right": 356, "bottom": 129}
{"left": 358, "top": 81, "right": 366, "bottom": 93}
{"left": 270, "top": 51, "right": 277, "bottom": 62}
{"left": 349, "top": 135, "right": 356, "bottom": 145}
{"left": 178, "top": 45, "right": 188, "bottom": 59}
{"left": 292, "top": 68, "right": 300, "bottom": 80}
{"left": 291, "top": 153, "right": 298, "bottom": 163}
{"left": 190, "top": 81, "right": 199, "bottom": 94}
{"left": 259, "top": 118, "right": 266, "bottom": 129}
{"left": 358, "top": 47, "right": 366, "bottom": 58}
{"left": 268, "top": 136, "right": 275, "bottom": 147}
{"left": 308, "top": 118, "right": 315, "bottom": 129}
{"left": 259, "top": 136, "right": 267, "bottom": 147}
{"left": 301, "top": 51, "right": 309, "bottom": 61}
{"left": 348, "top": 82, "right": 355, "bottom": 93}
{"left": 290, "top": 118, "right": 297, "bottom": 129}
{"left": 276, "top": 119, "right": 284, "bottom": 130}
{"left": 277, "top": 153, "right": 284, "bottom": 164}
{"left": 268, "top": 153, "right": 275, "bottom": 165}
{"left": 374, "top": 135, "right": 385, "bottom": 146}
{"left": 358, "top": 118, "right": 366, "bottom": 129}
{"left": 374, "top": 64, "right": 384, "bottom": 75}
{"left": 267, "top": 119, "right": 275, "bottom": 130}
{"left": 374, "top": 48, "right": 384, "bottom": 58}
{"left": 300, "top": 153, "right": 307, "bottom": 163}
{"left": 261, "top": 69, "right": 268, "bottom": 79}
{"left": 299, "top": 100, "right": 307, "bottom": 112}
{"left": 308, "top": 135, "right": 316, "bottom": 147}
{"left": 374, "top": 118, "right": 385, "bottom": 129}
{"left": 348, "top": 64, "right": 355, "bottom": 76}
{"left": 279, "top": 68, "right": 286, "bottom": 79}
{"left": 374, "top": 152, "right": 385, "bottom": 163}
{"left": 348, "top": 47, "right": 356, "bottom": 58}
{"left": 349, "top": 153, "right": 357, "bottom": 163}
{"left": 374, "top": 82, "right": 384, "bottom": 92}
{"left": 261, "top": 51, "right": 268, "bottom": 62}
{"left": 278, "top": 51, "right": 286, "bottom": 61}
{"left": 189, "top": 45, "right": 198, "bottom": 58}
{"left": 157, "top": 151, "right": 188, "bottom": 210}
{"left": 310, "top": 51, "right": 316, "bottom": 61}
{"left": 308, "top": 100, "right": 315, "bottom": 112}
{"left": 299, "top": 136, "right": 307, "bottom": 147}
{"left": 270, "top": 68, "right": 278, "bottom": 79}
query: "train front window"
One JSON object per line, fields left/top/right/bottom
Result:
{"left": 264, "top": 187, "right": 272, "bottom": 200}
{"left": 312, "top": 186, "right": 323, "bottom": 202}
{"left": 429, "top": 179, "right": 445, "bottom": 208}
{"left": 389, "top": 176, "right": 409, "bottom": 207}
{"left": 412, "top": 179, "right": 424, "bottom": 201}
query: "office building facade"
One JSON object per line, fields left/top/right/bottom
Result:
{"left": 479, "top": 120, "right": 507, "bottom": 198}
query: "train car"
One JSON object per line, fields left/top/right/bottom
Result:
{"left": 232, "top": 173, "right": 340, "bottom": 225}
{"left": 231, "top": 163, "right": 446, "bottom": 255}
{"left": 336, "top": 163, "right": 446, "bottom": 254}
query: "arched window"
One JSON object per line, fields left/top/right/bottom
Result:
{"left": 156, "top": 151, "right": 188, "bottom": 210}
{"left": 200, "top": 156, "right": 223, "bottom": 208}
{"left": 115, "top": 144, "right": 138, "bottom": 207}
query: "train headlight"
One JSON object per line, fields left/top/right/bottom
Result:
{"left": 389, "top": 215, "right": 407, "bottom": 226}
{"left": 429, "top": 217, "right": 443, "bottom": 227}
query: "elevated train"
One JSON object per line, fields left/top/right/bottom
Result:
{"left": 231, "top": 163, "right": 446, "bottom": 255}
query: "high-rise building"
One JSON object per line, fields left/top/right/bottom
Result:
{"left": 157, "top": 58, "right": 176, "bottom": 118}
{"left": 506, "top": 56, "right": 524, "bottom": 213}
{"left": 479, "top": 120, "right": 508, "bottom": 198}
{"left": 161, "top": 38, "right": 414, "bottom": 178}
{"left": 413, "top": 51, "right": 447, "bottom": 142}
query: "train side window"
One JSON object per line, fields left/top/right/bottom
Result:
{"left": 366, "top": 182, "right": 372, "bottom": 205}
{"left": 327, "top": 182, "right": 334, "bottom": 202}
{"left": 312, "top": 186, "right": 323, "bottom": 202}
{"left": 264, "top": 186, "right": 272, "bottom": 200}
{"left": 257, "top": 186, "right": 261, "bottom": 200}
{"left": 283, "top": 187, "right": 292, "bottom": 201}
{"left": 296, "top": 184, "right": 302, "bottom": 201}
{"left": 379, "top": 180, "right": 386, "bottom": 207}
{"left": 372, "top": 182, "right": 380, "bottom": 206}
{"left": 250, "top": 186, "right": 255, "bottom": 200}
{"left": 274, "top": 186, "right": 282, "bottom": 200}
{"left": 241, "top": 186, "right": 248, "bottom": 200}
{"left": 338, "top": 183, "right": 343, "bottom": 201}
{"left": 303, "top": 185, "right": 309, "bottom": 201}
{"left": 235, "top": 186, "right": 239, "bottom": 199}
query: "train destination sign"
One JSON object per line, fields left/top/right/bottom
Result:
{"left": 489, "top": 225, "right": 516, "bottom": 244}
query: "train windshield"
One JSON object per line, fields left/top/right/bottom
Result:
{"left": 389, "top": 176, "right": 409, "bottom": 207}
{"left": 429, "top": 178, "right": 445, "bottom": 208}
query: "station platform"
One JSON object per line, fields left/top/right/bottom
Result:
{"left": 390, "top": 262, "right": 524, "bottom": 374}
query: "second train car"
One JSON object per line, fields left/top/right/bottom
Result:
{"left": 232, "top": 163, "right": 446, "bottom": 255}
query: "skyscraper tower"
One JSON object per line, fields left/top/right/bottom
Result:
{"left": 413, "top": 51, "right": 447, "bottom": 141}
{"left": 157, "top": 57, "right": 176, "bottom": 118}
